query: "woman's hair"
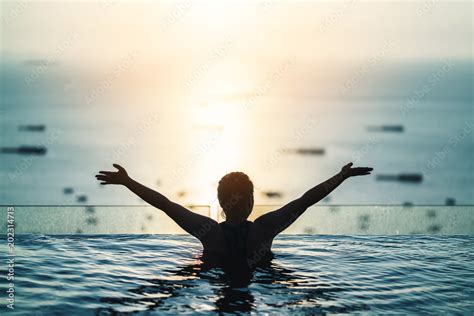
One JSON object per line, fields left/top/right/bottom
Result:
{"left": 217, "top": 172, "right": 254, "bottom": 218}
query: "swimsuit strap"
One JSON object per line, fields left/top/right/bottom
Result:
{"left": 219, "top": 221, "right": 251, "bottom": 258}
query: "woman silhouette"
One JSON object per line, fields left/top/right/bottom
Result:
{"left": 96, "top": 162, "right": 372, "bottom": 269}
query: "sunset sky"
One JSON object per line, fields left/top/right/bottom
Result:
{"left": 2, "top": 1, "right": 472, "bottom": 101}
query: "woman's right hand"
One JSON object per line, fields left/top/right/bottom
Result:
{"left": 95, "top": 164, "right": 130, "bottom": 185}
{"left": 340, "top": 162, "right": 373, "bottom": 178}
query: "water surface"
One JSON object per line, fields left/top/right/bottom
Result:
{"left": 2, "top": 234, "right": 473, "bottom": 314}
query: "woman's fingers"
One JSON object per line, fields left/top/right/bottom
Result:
{"left": 97, "top": 176, "right": 114, "bottom": 184}
{"left": 113, "top": 163, "right": 125, "bottom": 172}
{"left": 355, "top": 167, "right": 373, "bottom": 171}
{"left": 341, "top": 164, "right": 373, "bottom": 177}
{"left": 341, "top": 162, "right": 353, "bottom": 173}
{"left": 98, "top": 171, "right": 114, "bottom": 175}
{"left": 352, "top": 168, "right": 373, "bottom": 176}
{"left": 95, "top": 175, "right": 110, "bottom": 181}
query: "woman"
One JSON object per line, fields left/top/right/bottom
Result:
{"left": 96, "top": 162, "right": 372, "bottom": 269}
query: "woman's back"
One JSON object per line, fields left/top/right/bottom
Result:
{"left": 220, "top": 220, "right": 252, "bottom": 258}
{"left": 202, "top": 220, "right": 274, "bottom": 269}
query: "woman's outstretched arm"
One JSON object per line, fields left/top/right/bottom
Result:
{"left": 254, "top": 163, "right": 373, "bottom": 237}
{"left": 95, "top": 164, "right": 218, "bottom": 242}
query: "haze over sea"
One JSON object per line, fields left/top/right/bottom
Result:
{"left": 1, "top": 78, "right": 472, "bottom": 206}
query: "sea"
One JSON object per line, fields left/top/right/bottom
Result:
{"left": 1, "top": 93, "right": 473, "bottom": 207}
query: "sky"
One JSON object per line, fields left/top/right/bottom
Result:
{"left": 1, "top": 1, "right": 472, "bottom": 101}
{"left": 2, "top": 1, "right": 472, "bottom": 60}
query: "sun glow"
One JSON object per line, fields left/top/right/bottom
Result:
{"left": 185, "top": 98, "right": 254, "bottom": 206}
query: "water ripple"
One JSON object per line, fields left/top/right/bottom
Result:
{"left": 2, "top": 234, "right": 473, "bottom": 314}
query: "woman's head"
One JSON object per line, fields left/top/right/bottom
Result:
{"left": 217, "top": 172, "right": 254, "bottom": 222}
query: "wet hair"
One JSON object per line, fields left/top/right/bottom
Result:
{"left": 217, "top": 172, "right": 254, "bottom": 219}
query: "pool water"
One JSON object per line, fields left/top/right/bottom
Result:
{"left": 2, "top": 234, "right": 473, "bottom": 314}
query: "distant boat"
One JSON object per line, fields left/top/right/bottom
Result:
{"left": 445, "top": 198, "right": 456, "bottom": 206}
{"left": 367, "top": 125, "right": 404, "bottom": 133}
{"left": 18, "top": 124, "right": 46, "bottom": 132}
{"left": 262, "top": 191, "right": 282, "bottom": 198}
{"left": 76, "top": 195, "right": 88, "bottom": 203}
{"left": 63, "top": 187, "right": 74, "bottom": 194}
{"left": 376, "top": 173, "right": 423, "bottom": 183}
{"left": 282, "top": 148, "right": 325, "bottom": 155}
{"left": 1, "top": 146, "right": 47, "bottom": 155}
